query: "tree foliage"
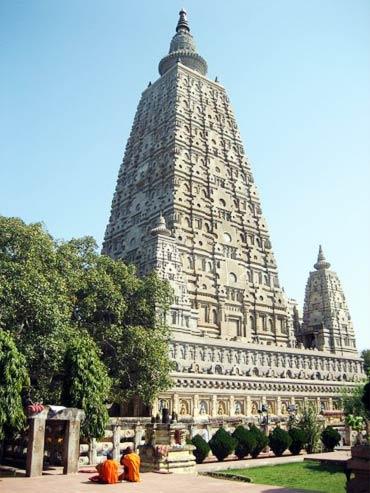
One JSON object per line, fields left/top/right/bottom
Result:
{"left": 61, "top": 333, "right": 111, "bottom": 438}
{"left": 288, "top": 428, "right": 307, "bottom": 455}
{"left": 232, "top": 425, "right": 257, "bottom": 459}
{"left": 321, "top": 426, "right": 341, "bottom": 452}
{"left": 342, "top": 384, "right": 367, "bottom": 420}
{"left": 361, "top": 349, "right": 370, "bottom": 376}
{"left": 269, "top": 426, "right": 292, "bottom": 457}
{"left": 297, "top": 406, "right": 323, "bottom": 453}
{"left": 248, "top": 424, "right": 269, "bottom": 458}
{"left": 0, "top": 216, "right": 174, "bottom": 424}
{"left": 0, "top": 330, "right": 30, "bottom": 439}
{"left": 191, "top": 434, "right": 210, "bottom": 463}
{"left": 209, "top": 427, "right": 237, "bottom": 462}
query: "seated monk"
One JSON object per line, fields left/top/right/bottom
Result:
{"left": 119, "top": 446, "right": 141, "bottom": 482}
{"left": 89, "top": 453, "right": 119, "bottom": 484}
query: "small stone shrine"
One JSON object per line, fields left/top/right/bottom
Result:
{"left": 26, "top": 406, "right": 84, "bottom": 477}
{"left": 139, "top": 410, "right": 195, "bottom": 473}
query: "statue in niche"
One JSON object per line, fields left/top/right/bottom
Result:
{"left": 235, "top": 401, "right": 243, "bottom": 415}
{"left": 159, "top": 399, "right": 169, "bottom": 412}
{"left": 281, "top": 402, "right": 287, "bottom": 415}
{"left": 179, "top": 400, "right": 188, "bottom": 416}
{"left": 199, "top": 400, "right": 208, "bottom": 415}
{"left": 217, "top": 401, "right": 226, "bottom": 415}
{"left": 251, "top": 401, "right": 258, "bottom": 415}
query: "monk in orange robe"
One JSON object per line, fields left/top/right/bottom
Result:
{"left": 119, "top": 447, "right": 141, "bottom": 482}
{"left": 89, "top": 453, "right": 119, "bottom": 484}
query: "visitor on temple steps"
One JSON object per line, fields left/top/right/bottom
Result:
{"left": 89, "top": 452, "right": 119, "bottom": 484}
{"left": 119, "top": 446, "right": 141, "bottom": 482}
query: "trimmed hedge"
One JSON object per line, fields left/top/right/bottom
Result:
{"left": 209, "top": 427, "right": 237, "bottom": 462}
{"left": 191, "top": 434, "right": 210, "bottom": 464}
{"left": 288, "top": 427, "right": 307, "bottom": 455}
{"left": 269, "top": 426, "right": 292, "bottom": 456}
{"left": 232, "top": 425, "right": 257, "bottom": 459}
{"left": 321, "top": 426, "right": 341, "bottom": 452}
{"left": 248, "top": 424, "right": 269, "bottom": 458}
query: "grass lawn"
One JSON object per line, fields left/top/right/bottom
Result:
{"left": 220, "top": 461, "right": 347, "bottom": 493}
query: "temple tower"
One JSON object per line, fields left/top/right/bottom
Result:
{"left": 298, "top": 246, "right": 357, "bottom": 355}
{"left": 102, "top": 9, "right": 363, "bottom": 419}
{"left": 103, "top": 10, "right": 294, "bottom": 345}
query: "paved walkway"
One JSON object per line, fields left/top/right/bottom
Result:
{"left": 0, "top": 452, "right": 349, "bottom": 493}
{"left": 0, "top": 471, "right": 314, "bottom": 493}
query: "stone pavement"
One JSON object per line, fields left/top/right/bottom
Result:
{"left": 0, "top": 452, "right": 349, "bottom": 493}
{"left": 0, "top": 471, "right": 313, "bottom": 493}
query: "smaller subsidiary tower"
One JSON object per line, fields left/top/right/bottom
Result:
{"left": 298, "top": 246, "right": 357, "bottom": 355}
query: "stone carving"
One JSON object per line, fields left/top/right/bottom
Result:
{"left": 102, "top": 10, "right": 364, "bottom": 418}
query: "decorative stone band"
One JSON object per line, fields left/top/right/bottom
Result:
{"left": 158, "top": 51, "right": 208, "bottom": 76}
{"left": 169, "top": 339, "right": 364, "bottom": 384}
{"left": 172, "top": 376, "right": 354, "bottom": 395}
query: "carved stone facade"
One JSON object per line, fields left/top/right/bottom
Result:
{"left": 102, "top": 10, "right": 364, "bottom": 417}
{"left": 297, "top": 246, "right": 357, "bottom": 355}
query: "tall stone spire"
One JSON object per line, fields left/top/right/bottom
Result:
{"left": 314, "top": 245, "right": 331, "bottom": 270}
{"left": 159, "top": 9, "right": 207, "bottom": 76}
{"left": 298, "top": 246, "right": 357, "bottom": 355}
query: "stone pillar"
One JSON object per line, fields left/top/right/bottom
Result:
{"left": 134, "top": 425, "right": 144, "bottom": 452}
{"left": 89, "top": 438, "right": 98, "bottom": 465}
{"left": 152, "top": 398, "right": 159, "bottom": 417}
{"left": 63, "top": 418, "right": 81, "bottom": 474}
{"left": 173, "top": 393, "right": 180, "bottom": 415}
{"left": 229, "top": 396, "right": 235, "bottom": 417}
{"left": 316, "top": 397, "right": 321, "bottom": 413}
{"left": 193, "top": 394, "right": 199, "bottom": 418}
{"left": 26, "top": 415, "right": 47, "bottom": 477}
{"left": 211, "top": 395, "right": 218, "bottom": 417}
{"left": 345, "top": 424, "right": 352, "bottom": 447}
{"left": 277, "top": 396, "right": 281, "bottom": 416}
{"left": 328, "top": 397, "right": 333, "bottom": 411}
{"left": 112, "top": 425, "right": 121, "bottom": 461}
{"left": 304, "top": 396, "right": 309, "bottom": 409}
{"left": 246, "top": 395, "right": 251, "bottom": 417}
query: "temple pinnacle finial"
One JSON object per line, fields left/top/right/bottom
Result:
{"left": 314, "top": 245, "right": 331, "bottom": 270}
{"left": 158, "top": 9, "right": 207, "bottom": 76}
{"left": 150, "top": 213, "right": 171, "bottom": 236}
{"left": 176, "top": 9, "right": 190, "bottom": 32}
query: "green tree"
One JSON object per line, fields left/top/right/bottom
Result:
{"left": 342, "top": 384, "right": 367, "bottom": 420}
{"left": 208, "top": 427, "right": 237, "bottom": 462}
{"left": 61, "top": 332, "right": 111, "bottom": 439}
{"left": 269, "top": 426, "right": 292, "bottom": 457}
{"left": 191, "top": 434, "right": 210, "bottom": 463}
{"left": 298, "top": 406, "right": 323, "bottom": 453}
{"left": 361, "top": 349, "right": 370, "bottom": 376}
{"left": 288, "top": 428, "right": 307, "bottom": 455}
{"left": 321, "top": 426, "right": 341, "bottom": 452}
{"left": 0, "top": 217, "right": 73, "bottom": 402}
{"left": 362, "top": 381, "right": 370, "bottom": 417}
{"left": 232, "top": 425, "right": 257, "bottom": 459}
{"left": 0, "top": 216, "right": 174, "bottom": 415}
{"left": 0, "top": 330, "right": 30, "bottom": 439}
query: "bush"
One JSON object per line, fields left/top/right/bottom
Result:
{"left": 298, "top": 406, "right": 323, "bottom": 453}
{"left": 288, "top": 428, "right": 307, "bottom": 455}
{"left": 209, "top": 427, "right": 237, "bottom": 462}
{"left": 232, "top": 425, "right": 257, "bottom": 459}
{"left": 249, "top": 424, "right": 269, "bottom": 458}
{"left": 362, "top": 381, "right": 370, "bottom": 416}
{"left": 269, "top": 426, "right": 292, "bottom": 457}
{"left": 321, "top": 426, "right": 341, "bottom": 452}
{"left": 191, "top": 434, "right": 210, "bottom": 464}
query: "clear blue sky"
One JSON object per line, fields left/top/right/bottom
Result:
{"left": 1, "top": 1, "right": 369, "bottom": 350}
